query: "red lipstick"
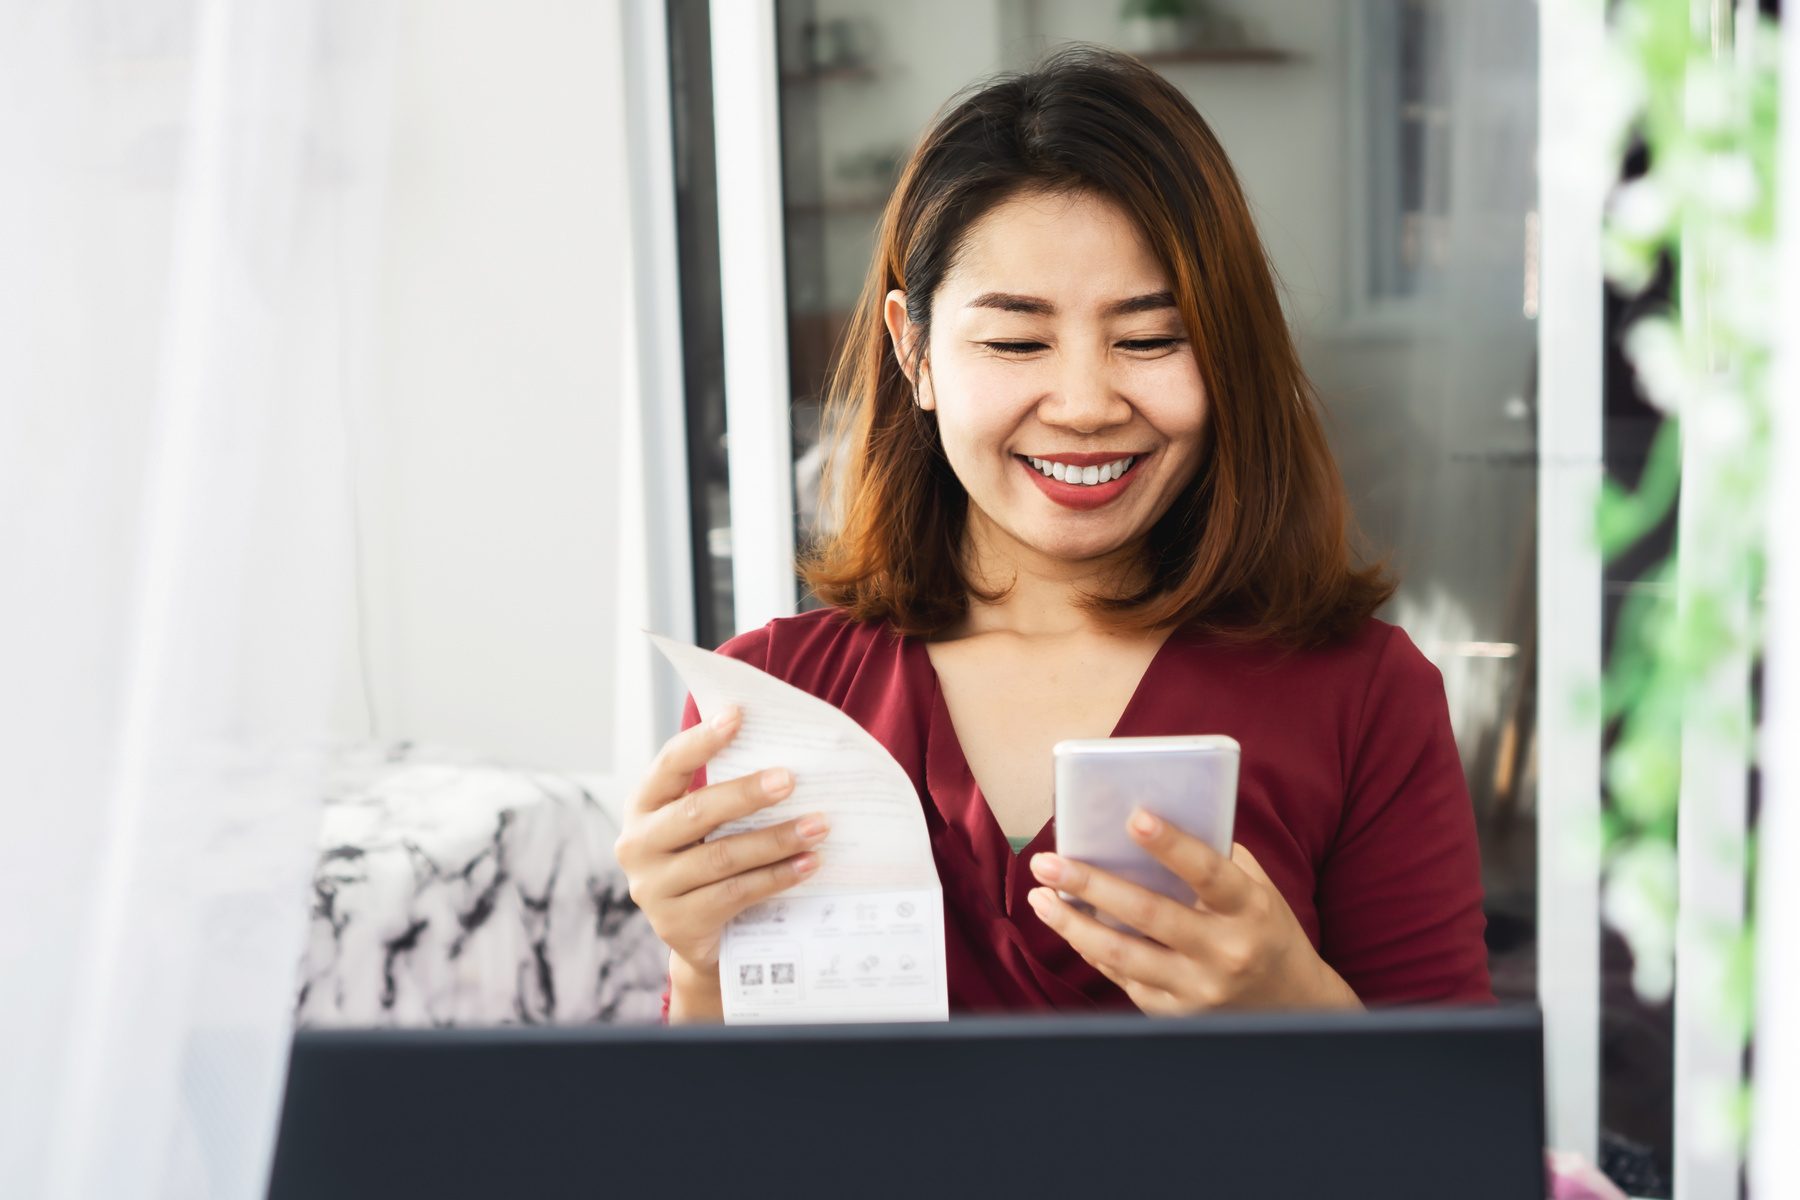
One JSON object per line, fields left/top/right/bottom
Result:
{"left": 1017, "top": 452, "right": 1146, "bottom": 512}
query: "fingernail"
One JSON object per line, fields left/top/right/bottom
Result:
{"left": 710, "top": 705, "right": 739, "bottom": 731}
{"left": 796, "top": 815, "right": 828, "bottom": 841}
{"left": 793, "top": 852, "right": 819, "bottom": 875}
{"left": 1028, "top": 888, "right": 1054, "bottom": 916}
{"left": 1129, "top": 809, "right": 1161, "bottom": 839}
{"left": 1030, "top": 853, "right": 1065, "bottom": 885}
{"left": 761, "top": 767, "right": 792, "bottom": 795}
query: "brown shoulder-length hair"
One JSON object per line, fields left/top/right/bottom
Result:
{"left": 801, "top": 45, "right": 1391, "bottom": 645}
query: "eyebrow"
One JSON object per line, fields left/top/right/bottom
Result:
{"left": 1106, "top": 290, "right": 1178, "bottom": 316}
{"left": 966, "top": 291, "right": 1054, "bottom": 314}
{"left": 964, "top": 290, "right": 1178, "bottom": 317}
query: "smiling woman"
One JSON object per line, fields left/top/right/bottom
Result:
{"left": 880, "top": 190, "right": 1213, "bottom": 589}
{"left": 807, "top": 51, "right": 1390, "bottom": 643}
{"left": 615, "top": 46, "right": 1491, "bottom": 1022}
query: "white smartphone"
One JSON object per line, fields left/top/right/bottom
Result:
{"left": 1052, "top": 735, "right": 1240, "bottom": 924}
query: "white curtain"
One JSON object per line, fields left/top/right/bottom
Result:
{"left": 0, "top": 1, "right": 398, "bottom": 1196}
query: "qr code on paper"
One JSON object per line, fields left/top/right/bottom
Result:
{"left": 738, "top": 964, "right": 764, "bottom": 986}
{"left": 771, "top": 962, "right": 795, "bottom": 985}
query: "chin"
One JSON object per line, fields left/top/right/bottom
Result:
{"left": 1020, "top": 522, "right": 1140, "bottom": 564}
{"left": 974, "top": 485, "right": 1160, "bottom": 565}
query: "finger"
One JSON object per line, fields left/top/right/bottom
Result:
{"left": 1230, "top": 842, "right": 1274, "bottom": 887}
{"left": 642, "top": 766, "right": 795, "bottom": 855}
{"left": 631, "top": 706, "right": 743, "bottom": 814}
{"left": 1026, "top": 886, "right": 1187, "bottom": 994}
{"left": 671, "top": 850, "right": 822, "bottom": 933}
{"left": 660, "top": 814, "right": 830, "bottom": 896}
{"left": 1119, "top": 978, "right": 1186, "bottom": 1015}
{"left": 1029, "top": 852, "right": 1204, "bottom": 948}
{"left": 1126, "top": 809, "right": 1253, "bottom": 915}
{"left": 1088, "top": 957, "right": 1130, "bottom": 989}
{"left": 1057, "top": 929, "right": 1193, "bottom": 1016}
{"left": 1026, "top": 893, "right": 1195, "bottom": 1014}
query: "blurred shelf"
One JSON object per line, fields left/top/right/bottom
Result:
{"left": 1136, "top": 47, "right": 1299, "bottom": 65}
{"left": 781, "top": 65, "right": 877, "bottom": 85}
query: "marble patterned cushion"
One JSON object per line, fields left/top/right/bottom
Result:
{"left": 296, "top": 745, "right": 667, "bottom": 1028}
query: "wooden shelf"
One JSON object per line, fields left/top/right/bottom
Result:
{"left": 1136, "top": 46, "right": 1298, "bottom": 65}
{"left": 781, "top": 65, "right": 877, "bottom": 86}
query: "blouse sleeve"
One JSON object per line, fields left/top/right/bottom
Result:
{"left": 1315, "top": 627, "right": 1493, "bottom": 1005}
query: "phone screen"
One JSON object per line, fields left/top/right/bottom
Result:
{"left": 1052, "top": 735, "right": 1240, "bottom": 921}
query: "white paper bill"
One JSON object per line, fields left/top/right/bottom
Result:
{"left": 649, "top": 633, "right": 949, "bottom": 1023}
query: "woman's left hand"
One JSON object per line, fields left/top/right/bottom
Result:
{"left": 1028, "top": 809, "right": 1363, "bottom": 1013}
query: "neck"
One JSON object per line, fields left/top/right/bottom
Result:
{"left": 954, "top": 507, "right": 1148, "bottom": 639}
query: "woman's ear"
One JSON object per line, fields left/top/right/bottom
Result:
{"left": 883, "top": 289, "right": 935, "bottom": 410}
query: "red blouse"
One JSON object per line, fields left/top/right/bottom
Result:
{"left": 681, "top": 607, "right": 1492, "bottom": 1011}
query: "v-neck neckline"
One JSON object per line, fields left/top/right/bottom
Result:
{"left": 913, "top": 627, "right": 1180, "bottom": 858}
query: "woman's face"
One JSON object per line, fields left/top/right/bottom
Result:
{"left": 887, "top": 189, "right": 1209, "bottom": 570}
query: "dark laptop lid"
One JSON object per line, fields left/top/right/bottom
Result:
{"left": 269, "top": 1006, "right": 1544, "bottom": 1200}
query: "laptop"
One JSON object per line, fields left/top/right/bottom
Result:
{"left": 268, "top": 1006, "right": 1544, "bottom": 1199}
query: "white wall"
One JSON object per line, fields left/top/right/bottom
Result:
{"left": 339, "top": 0, "right": 633, "bottom": 775}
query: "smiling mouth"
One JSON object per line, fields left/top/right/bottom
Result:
{"left": 1021, "top": 454, "right": 1137, "bottom": 487}
{"left": 1015, "top": 452, "right": 1148, "bottom": 511}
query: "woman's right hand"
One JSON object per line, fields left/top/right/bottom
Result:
{"left": 614, "top": 705, "right": 830, "bottom": 1022}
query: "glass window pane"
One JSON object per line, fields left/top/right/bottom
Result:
{"left": 757, "top": 2, "right": 1663, "bottom": 1187}
{"left": 761, "top": 3, "right": 1630, "bottom": 1169}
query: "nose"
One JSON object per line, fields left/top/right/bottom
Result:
{"left": 1037, "top": 349, "right": 1132, "bottom": 434}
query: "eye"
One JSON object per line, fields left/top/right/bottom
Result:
{"left": 983, "top": 340, "right": 1049, "bottom": 355}
{"left": 1118, "top": 337, "right": 1184, "bottom": 353}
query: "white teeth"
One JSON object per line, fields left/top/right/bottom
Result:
{"left": 1026, "top": 455, "right": 1135, "bottom": 485}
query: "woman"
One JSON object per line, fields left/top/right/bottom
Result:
{"left": 616, "top": 46, "right": 1491, "bottom": 1021}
